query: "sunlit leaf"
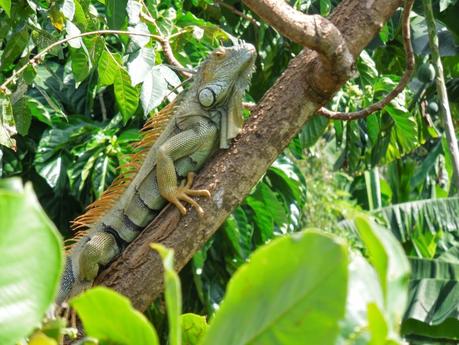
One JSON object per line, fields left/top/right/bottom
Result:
{"left": 0, "top": 181, "right": 63, "bottom": 345}
{"left": 71, "top": 287, "right": 159, "bottom": 345}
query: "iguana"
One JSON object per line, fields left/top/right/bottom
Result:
{"left": 57, "top": 42, "right": 256, "bottom": 304}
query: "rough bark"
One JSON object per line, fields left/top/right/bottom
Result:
{"left": 97, "top": 0, "right": 403, "bottom": 311}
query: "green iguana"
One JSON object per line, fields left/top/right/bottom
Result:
{"left": 57, "top": 42, "right": 256, "bottom": 304}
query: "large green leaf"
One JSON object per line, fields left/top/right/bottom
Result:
{"left": 0, "top": 181, "right": 63, "bottom": 345}
{"left": 71, "top": 287, "right": 159, "bottom": 345}
{"left": 354, "top": 217, "right": 410, "bottom": 325}
{"left": 202, "top": 230, "right": 348, "bottom": 345}
{"left": 402, "top": 257, "right": 459, "bottom": 341}
{"left": 375, "top": 197, "right": 459, "bottom": 243}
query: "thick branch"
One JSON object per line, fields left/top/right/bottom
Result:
{"left": 97, "top": 0, "right": 404, "bottom": 311}
{"left": 242, "top": 0, "right": 354, "bottom": 85}
{"left": 317, "top": 0, "right": 415, "bottom": 120}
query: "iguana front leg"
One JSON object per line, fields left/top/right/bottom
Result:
{"left": 156, "top": 122, "right": 216, "bottom": 216}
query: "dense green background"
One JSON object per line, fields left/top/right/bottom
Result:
{"left": 0, "top": 0, "right": 458, "bottom": 344}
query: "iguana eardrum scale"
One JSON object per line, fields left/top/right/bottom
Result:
{"left": 57, "top": 43, "right": 256, "bottom": 303}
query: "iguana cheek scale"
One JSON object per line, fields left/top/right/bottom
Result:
{"left": 57, "top": 43, "right": 256, "bottom": 304}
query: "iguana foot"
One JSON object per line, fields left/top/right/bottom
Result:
{"left": 166, "top": 172, "right": 210, "bottom": 216}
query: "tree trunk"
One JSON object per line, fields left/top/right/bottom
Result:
{"left": 96, "top": 0, "right": 403, "bottom": 311}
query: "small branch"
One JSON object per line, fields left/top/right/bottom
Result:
{"left": 0, "top": 30, "right": 161, "bottom": 93}
{"left": 423, "top": 0, "right": 459, "bottom": 192}
{"left": 215, "top": 0, "right": 261, "bottom": 27}
{"left": 242, "top": 0, "right": 354, "bottom": 82}
{"left": 140, "top": 12, "right": 192, "bottom": 78}
{"left": 158, "top": 37, "right": 192, "bottom": 78}
{"left": 317, "top": 0, "right": 415, "bottom": 120}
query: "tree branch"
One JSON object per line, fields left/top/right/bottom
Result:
{"left": 242, "top": 0, "right": 355, "bottom": 86}
{"left": 97, "top": 0, "right": 404, "bottom": 311}
{"left": 317, "top": 0, "right": 415, "bottom": 120}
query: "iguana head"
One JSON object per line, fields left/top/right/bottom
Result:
{"left": 196, "top": 43, "right": 256, "bottom": 148}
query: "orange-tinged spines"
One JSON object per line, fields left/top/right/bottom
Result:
{"left": 68, "top": 102, "right": 176, "bottom": 245}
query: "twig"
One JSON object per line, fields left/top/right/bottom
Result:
{"left": 215, "top": 0, "right": 261, "bottom": 27}
{"left": 158, "top": 37, "right": 192, "bottom": 78}
{"left": 0, "top": 30, "right": 161, "bottom": 93}
{"left": 140, "top": 11, "right": 192, "bottom": 78}
{"left": 317, "top": 0, "right": 415, "bottom": 120}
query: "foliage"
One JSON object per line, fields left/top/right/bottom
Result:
{"left": 0, "top": 179, "right": 63, "bottom": 345}
{"left": 0, "top": 0, "right": 458, "bottom": 343}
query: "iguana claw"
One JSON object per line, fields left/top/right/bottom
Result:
{"left": 167, "top": 172, "right": 210, "bottom": 216}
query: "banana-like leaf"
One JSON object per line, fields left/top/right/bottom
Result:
{"left": 402, "top": 257, "right": 459, "bottom": 341}
{"left": 375, "top": 197, "right": 459, "bottom": 243}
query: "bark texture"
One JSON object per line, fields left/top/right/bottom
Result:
{"left": 97, "top": 0, "right": 403, "bottom": 311}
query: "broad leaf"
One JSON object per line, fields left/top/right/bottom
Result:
{"left": 114, "top": 67, "right": 139, "bottom": 122}
{"left": 0, "top": 181, "right": 63, "bottom": 345}
{"left": 141, "top": 67, "right": 168, "bottom": 114}
{"left": 71, "top": 287, "right": 159, "bottom": 345}
{"left": 202, "top": 230, "right": 348, "bottom": 345}
{"left": 354, "top": 216, "right": 410, "bottom": 325}
{"left": 375, "top": 197, "right": 459, "bottom": 244}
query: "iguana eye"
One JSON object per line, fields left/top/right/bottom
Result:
{"left": 198, "top": 87, "right": 216, "bottom": 108}
{"left": 214, "top": 48, "right": 226, "bottom": 57}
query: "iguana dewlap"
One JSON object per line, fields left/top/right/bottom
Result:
{"left": 57, "top": 43, "right": 256, "bottom": 303}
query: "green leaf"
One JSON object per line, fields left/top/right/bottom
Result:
{"left": 12, "top": 97, "right": 32, "bottom": 136}
{"left": 202, "top": 230, "right": 348, "bottom": 345}
{"left": 403, "top": 278, "right": 459, "bottom": 340}
{"left": 354, "top": 216, "right": 410, "bottom": 325}
{"left": 151, "top": 244, "right": 181, "bottom": 345}
{"left": 0, "top": 0, "right": 11, "bottom": 16}
{"left": 181, "top": 313, "right": 208, "bottom": 345}
{"left": 1, "top": 24, "right": 29, "bottom": 69}
{"left": 367, "top": 303, "right": 389, "bottom": 345}
{"left": 114, "top": 67, "right": 139, "bottom": 122}
{"left": 375, "top": 197, "right": 459, "bottom": 244}
{"left": 385, "top": 104, "right": 418, "bottom": 154}
{"left": 141, "top": 67, "right": 168, "bottom": 114}
{"left": 0, "top": 94, "right": 15, "bottom": 148}
{"left": 0, "top": 181, "right": 63, "bottom": 345}
{"left": 70, "top": 287, "right": 159, "bottom": 345}
{"left": 300, "top": 115, "right": 328, "bottom": 148}
{"left": 70, "top": 47, "right": 91, "bottom": 82}
{"left": 98, "top": 50, "right": 120, "bottom": 86}
{"left": 106, "top": 0, "right": 128, "bottom": 29}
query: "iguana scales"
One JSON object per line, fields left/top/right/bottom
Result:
{"left": 57, "top": 42, "right": 256, "bottom": 303}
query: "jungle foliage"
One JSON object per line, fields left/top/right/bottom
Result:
{"left": 0, "top": 0, "right": 458, "bottom": 344}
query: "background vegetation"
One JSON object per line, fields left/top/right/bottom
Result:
{"left": 0, "top": 0, "right": 458, "bottom": 344}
